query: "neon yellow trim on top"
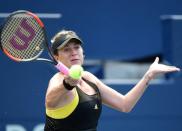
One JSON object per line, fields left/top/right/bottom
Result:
{"left": 46, "top": 90, "right": 79, "bottom": 119}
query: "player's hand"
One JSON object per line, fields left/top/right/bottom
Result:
{"left": 64, "top": 76, "right": 80, "bottom": 87}
{"left": 146, "top": 57, "right": 180, "bottom": 79}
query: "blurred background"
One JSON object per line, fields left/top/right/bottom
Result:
{"left": 0, "top": 0, "right": 182, "bottom": 131}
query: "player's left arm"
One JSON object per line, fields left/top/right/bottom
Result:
{"left": 84, "top": 57, "right": 180, "bottom": 113}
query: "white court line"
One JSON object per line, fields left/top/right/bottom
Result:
{"left": 0, "top": 13, "right": 62, "bottom": 19}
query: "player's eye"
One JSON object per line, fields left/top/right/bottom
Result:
{"left": 74, "top": 45, "right": 80, "bottom": 49}
{"left": 63, "top": 47, "right": 70, "bottom": 52}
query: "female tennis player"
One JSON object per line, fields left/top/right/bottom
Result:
{"left": 44, "top": 30, "right": 180, "bottom": 131}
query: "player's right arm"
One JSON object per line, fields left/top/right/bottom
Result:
{"left": 45, "top": 73, "right": 69, "bottom": 108}
{"left": 45, "top": 72, "right": 80, "bottom": 109}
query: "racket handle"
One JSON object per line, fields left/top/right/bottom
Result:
{"left": 55, "top": 62, "right": 69, "bottom": 75}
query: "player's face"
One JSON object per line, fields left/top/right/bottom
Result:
{"left": 56, "top": 42, "right": 84, "bottom": 68}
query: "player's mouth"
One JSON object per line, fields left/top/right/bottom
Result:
{"left": 71, "top": 59, "right": 80, "bottom": 64}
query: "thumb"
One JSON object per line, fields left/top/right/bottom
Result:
{"left": 154, "top": 57, "right": 159, "bottom": 64}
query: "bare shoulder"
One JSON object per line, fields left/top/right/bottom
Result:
{"left": 83, "top": 71, "right": 95, "bottom": 79}
{"left": 82, "top": 71, "right": 101, "bottom": 85}
{"left": 50, "top": 72, "right": 64, "bottom": 82}
{"left": 47, "top": 72, "right": 64, "bottom": 90}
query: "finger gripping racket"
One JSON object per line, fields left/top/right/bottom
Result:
{"left": 0, "top": 10, "right": 73, "bottom": 76}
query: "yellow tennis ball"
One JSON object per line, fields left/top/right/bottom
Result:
{"left": 69, "top": 65, "right": 83, "bottom": 79}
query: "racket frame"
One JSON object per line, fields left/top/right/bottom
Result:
{"left": 0, "top": 10, "right": 57, "bottom": 64}
{"left": 0, "top": 10, "right": 69, "bottom": 75}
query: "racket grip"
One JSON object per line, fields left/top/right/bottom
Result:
{"left": 55, "top": 62, "right": 69, "bottom": 75}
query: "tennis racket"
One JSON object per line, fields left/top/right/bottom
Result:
{"left": 0, "top": 10, "right": 70, "bottom": 75}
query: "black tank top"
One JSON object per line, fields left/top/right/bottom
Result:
{"left": 44, "top": 78, "right": 102, "bottom": 131}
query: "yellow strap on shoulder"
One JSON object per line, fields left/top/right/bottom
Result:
{"left": 46, "top": 90, "right": 79, "bottom": 119}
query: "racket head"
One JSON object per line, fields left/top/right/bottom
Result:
{"left": 0, "top": 10, "right": 47, "bottom": 62}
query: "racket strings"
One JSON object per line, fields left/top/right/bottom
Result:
{"left": 1, "top": 13, "right": 44, "bottom": 61}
